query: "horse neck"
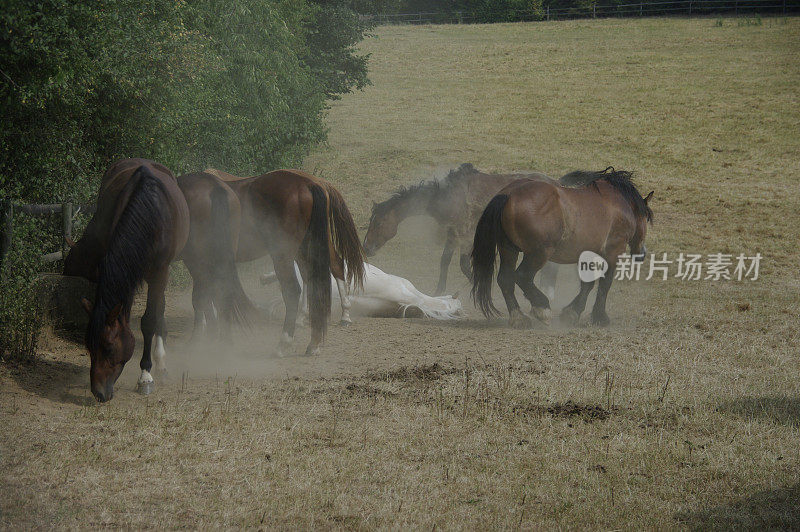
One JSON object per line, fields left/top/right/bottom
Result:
{"left": 394, "top": 186, "right": 437, "bottom": 221}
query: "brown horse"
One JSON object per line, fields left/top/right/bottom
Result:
{"left": 63, "top": 158, "right": 190, "bottom": 401}
{"left": 203, "top": 168, "right": 366, "bottom": 356}
{"left": 471, "top": 167, "right": 653, "bottom": 328}
{"left": 176, "top": 172, "right": 260, "bottom": 342}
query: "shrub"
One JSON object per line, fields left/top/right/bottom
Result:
{"left": 0, "top": 0, "right": 370, "bottom": 358}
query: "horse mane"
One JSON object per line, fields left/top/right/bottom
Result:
{"left": 370, "top": 180, "right": 440, "bottom": 220}
{"left": 87, "top": 167, "right": 169, "bottom": 351}
{"left": 370, "top": 163, "right": 480, "bottom": 220}
{"left": 561, "top": 167, "right": 653, "bottom": 222}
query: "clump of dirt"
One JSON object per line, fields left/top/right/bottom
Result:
{"left": 516, "top": 400, "right": 612, "bottom": 423}
{"left": 369, "top": 363, "right": 455, "bottom": 383}
{"left": 344, "top": 383, "right": 397, "bottom": 398}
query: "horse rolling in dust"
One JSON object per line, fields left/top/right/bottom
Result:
{"left": 63, "top": 159, "right": 190, "bottom": 401}
{"left": 261, "top": 262, "right": 464, "bottom": 321}
{"left": 363, "top": 163, "right": 571, "bottom": 298}
{"left": 471, "top": 167, "right": 653, "bottom": 328}
{"left": 201, "top": 168, "right": 366, "bottom": 357}
{"left": 176, "top": 172, "right": 260, "bottom": 342}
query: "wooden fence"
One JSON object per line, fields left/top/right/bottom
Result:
{"left": 363, "top": 0, "right": 797, "bottom": 24}
{"left": 0, "top": 199, "right": 96, "bottom": 271}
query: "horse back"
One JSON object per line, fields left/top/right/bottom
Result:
{"left": 92, "top": 158, "right": 189, "bottom": 260}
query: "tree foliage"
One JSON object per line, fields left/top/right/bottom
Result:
{"left": 0, "top": 0, "right": 370, "bottom": 357}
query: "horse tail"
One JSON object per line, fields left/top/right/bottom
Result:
{"left": 300, "top": 184, "right": 332, "bottom": 339}
{"left": 323, "top": 183, "right": 366, "bottom": 291}
{"left": 209, "top": 184, "right": 260, "bottom": 328}
{"left": 471, "top": 194, "right": 509, "bottom": 318}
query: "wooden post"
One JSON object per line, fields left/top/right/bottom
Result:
{"left": 0, "top": 200, "right": 12, "bottom": 274}
{"left": 593, "top": 3, "right": 597, "bottom": 17}
{"left": 640, "top": 2, "right": 643, "bottom": 15}
{"left": 688, "top": 1, "right": 692, "bottom": 15}
{"left": 547, "top": 6, "right": 550, "bottom": 20}
{"left": 62, "top": 201, "right": 73, "bottom": 258}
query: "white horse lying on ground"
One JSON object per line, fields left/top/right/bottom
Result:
{"left": 261, "top": 263, "right": 464, "bottom": 324}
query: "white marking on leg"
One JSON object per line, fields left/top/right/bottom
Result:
{"left": 153, "top": 335, "right": 166, "bottom": 372}
{"left": 336, "top": 278, "right": 352, "bottom": 324}
{"left": 138, "top": 369, "right": 154, "bottom": 385}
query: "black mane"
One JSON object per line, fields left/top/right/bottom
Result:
{"left": 369, "top": 163, "right": 480, "bottom": 220}
{"left": 560, "top": 167, "right": 653, "bottom": 222}
{"left": 87, "top": 167, "right": 169, "bottom": 351}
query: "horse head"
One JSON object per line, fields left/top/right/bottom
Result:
{"left": 81, "top": 298, "right": 135, "bottom": 402}
{"left": 363, "top": 200, "right": 400, "bottom": 257}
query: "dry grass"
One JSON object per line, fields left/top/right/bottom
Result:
{"left": 2, "top": 16, "right": 800, "bottom": 529}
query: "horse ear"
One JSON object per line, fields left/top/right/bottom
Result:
{"left": 80, "top": 297, "right": 93, "bottom": 316}
{"left": 644, "top": 191, "right": 654, "bottom": 204}
{"left": 106, "top": 303, "right": 123, "bottom": 326}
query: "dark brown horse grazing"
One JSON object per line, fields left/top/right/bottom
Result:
{"left": 471, "top": 167, "right": 653, "bottom": 328}
{"left": 63, "top": 158, "right": 190, "bottom": 401}
{"left": 363, "top": 164, "right": 552, "bottom": 295}
{"left": 204, "top": 168, "right": 366, "bottom": 356}
{"left": 176, "top": 172, "right": 260, "bottom": 341}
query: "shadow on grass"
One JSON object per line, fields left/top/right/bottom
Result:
{"left": 4, "top": 355, "right": 92, "bottom": 407}
{"left": 718, "top": 395, "right": 800, "bottom": 427}
{"left": 676, "top": 484, "right": 800, "bottom": 530}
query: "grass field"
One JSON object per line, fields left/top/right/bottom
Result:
{"left": 2, "top": 16, "right": 800, "bottom": 529}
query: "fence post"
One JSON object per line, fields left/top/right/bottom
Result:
{"left": 593, "top": 3, "right": 597, "bottom": 17}
{"left": 783, "top": 0, "right": 786, "bottom": 14}
{"left": 61, "top": 201, "right": 73, "bottom": 258}
{"left": 689, "top": 1, "right": 692, "bottom": 15}
{"left": 640, "top": 2, "right": 643, "bottom": 15}
{"left": 547, "top": 6, "right": 550, "bottom": 20}
{"left": 0, "top": 200, "right": 12, "bottom": 274}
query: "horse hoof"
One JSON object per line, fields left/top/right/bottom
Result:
{"left": 304, "top": 345, "right": 321, "bottom": 357}
{"left": 560, "top": 308, "right": 580, "bottom": 326}
{"left": 137, "top": 381, "right": 154, "bottom": 395}
{"left": 509, "top": 311, "right": 532, "bottom": 330}
{"left": 531, "top": 307, "right": 552, "bottom": 326}
{"left": 276, "top": 343, "right": 293, "bottom": 358}
{"left": 339, "top": 319, "right": 352, "bottom": 327}
{"left": 591, "top": 312, "right": 611, "bottom": 327}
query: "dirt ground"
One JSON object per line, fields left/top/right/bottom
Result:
{"left": 2, "top": 16, "right": 800, "bottom": 529}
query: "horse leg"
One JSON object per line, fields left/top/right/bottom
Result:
{"left": 536, "top": 262, "right": 558, "bottom": 302}
{"left": 138, "top": 266, "right": 168, "bottom": 395}
{"left": 459, "top": 248, "right": 473, "bottom": 283}
{"left": 153, "top": 293, "right": 168, "bottom": 378}
{"left": 497, "top": 245, "right": 529, "bottom": 329}
{"left": 590, "top": 272, "right": 614, "bottom": 327}
{"left": 335, "top": 278, "right": 352, "bottom": 326}
{"left": 435, "top": 230, "right": 456, "bottom": 296}
{"left": 561, "top": 280, "right": 595, "bottom": 326}
{"left": 329, "top": 249, "right": 352, "bottom": 327}
{"left": 515, "top": 252, "right": 552, "bottom": 325}
{"left": 273, "top": 255, "right": 301, "bottom": 357}
{"left": 189, "top": 268, "right": 211, "bottom": 343}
